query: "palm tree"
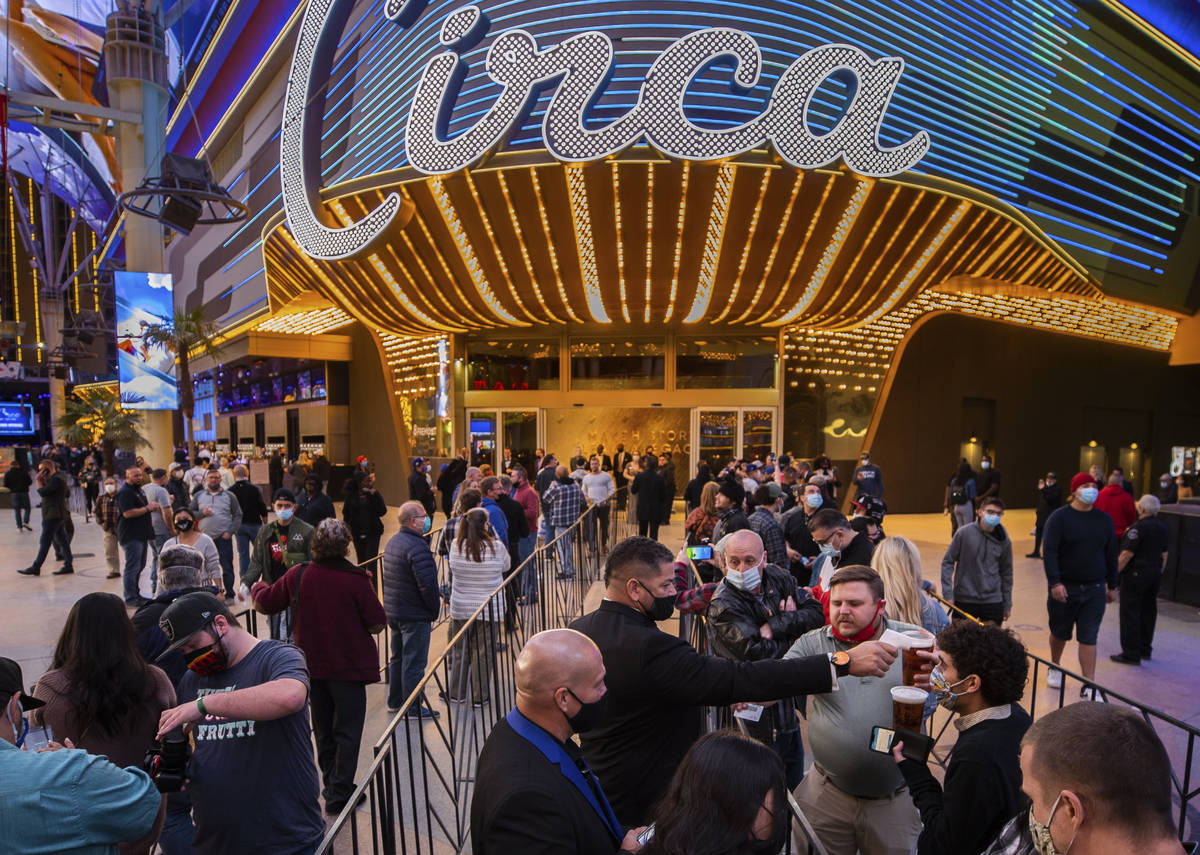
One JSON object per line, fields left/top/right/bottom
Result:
{"left": 57, "top": 386, "right": 147, "bottom": 474}
{"left": 141, "top": 308, "right": 221, "bottom": 462}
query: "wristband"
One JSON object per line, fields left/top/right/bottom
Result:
{"left": 196, "top": 697, "right": 208, "bottom": 717}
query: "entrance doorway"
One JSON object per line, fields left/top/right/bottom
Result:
{"left": 466, "top": 409, "right": 542, "bottom": 474}
{"left": 692, "top": 408, "right": 777, "bottom": 474}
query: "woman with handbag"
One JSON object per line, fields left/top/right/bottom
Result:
{"left": 32, "top": 592, "right": 175, "bottom": 854}
{"left": 250, "top": 518, "right": 386, "bottom": 815}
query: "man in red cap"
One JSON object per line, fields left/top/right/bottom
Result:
{"left": 1040, "top": 472, "right": 1118, "bottom": 699}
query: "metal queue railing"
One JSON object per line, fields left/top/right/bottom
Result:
{"left": 319, "top": 491, "right": 628, "bottom": 854}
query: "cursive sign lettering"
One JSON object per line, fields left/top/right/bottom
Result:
{"left": 281, "top": 0, "right": 930, "bottom": 261}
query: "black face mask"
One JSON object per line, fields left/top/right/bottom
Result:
{"left": 635, "top": 581, "right": 677, "bottom": 621}
{"left": 565, "top": 688, "right": 610, "bottom": 733}
{"left": 175, "top": 518, "right": 194, "bottom": 532}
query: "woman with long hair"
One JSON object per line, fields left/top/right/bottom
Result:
{"left": 642, "top": 729, "right": 788, "bottom": 855}
{"left": 872, "top": 536, "right": 949, "bottom": 635}
{"left": 32, "top": 592, "right": 174, "bottom": 853}
{"left": 446, "top": 507, "right": 510, "bottom": 705}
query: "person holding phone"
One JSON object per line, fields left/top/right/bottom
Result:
{"left": 891, "top": 621, "right": 1031, "bottom": 855}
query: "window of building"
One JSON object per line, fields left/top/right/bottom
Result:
{"left": 467, "top": 339, "right": 560, "bottom": 390}
{"left": 676, "top": 336, "right": 777, "bottom": 389}
{"left": 570, "top": 337, "right": 666, "bottom": 390}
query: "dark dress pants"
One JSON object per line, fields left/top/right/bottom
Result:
{"left": 310, "top": 678, "right": 367, "bottom": 807}
{"left": 1119, "top": 566, "right": 1161, "bottom": 659}
{"left": 638, "top": 519, "right": 660, "bottom": 541}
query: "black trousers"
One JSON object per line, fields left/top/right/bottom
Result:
{"left": 33, "top": 517, "right": 72, "bottom": 571}
{"left": 638, "top": 519, "right": 660, "bottom": 541}
{"left": 352, "top": 534, "right": 381, "bottom": 566}
{"left": 953, "top": 600, "right": 1006, "bottom": 625}
{"left": 310, "top": 678, "right": 367, "bottom": 807}
{"left": 1032, "top": 520, "right": 1046, "bottom": 556}
{"left": 1119, "top": 567, "right": 1161, "bottom": 659}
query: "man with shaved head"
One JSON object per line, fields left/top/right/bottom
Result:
{"left": 471, "top": 629, "right": 645, "bottom": 854}
{"left": 571, "top": 535, "right": 899, "bottom": 827}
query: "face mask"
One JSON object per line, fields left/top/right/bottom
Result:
{"left": 276, "top": 508, "right": 294, "bottom": 522}
{"left": 184, "top": 634, "right": 229, "bottom": 676}
{"left": 805, "top": 493, "right": 823, "bottom": 509}
{"left": 564, "top": 688, "right": 609, "bottom": 733}
{"left": 1077, "top": 487, "right": 1098, "bottom": 505}
{"left": 819, "top": 540, "right": 839, "bottom": 558}
{"left": 175, "top": 518, "right": 194, "bottom": 532}
{"left": 1161, "top": 480, "right": 1171, "bottom": 487}
{"left": 1029, "top": 794, "right": 1079, "bottom": 855}
{"left": 422, "top": 516, "right": 433, "bottom": 535}
{"left": 930, "top": 665, "right": 972, "bottom": 711}
{"left": 635, "top": 582, "right": 677, "bottom": 621}
{"left": 104, "top": 484, "right": 116, "bottom": 494}
{"left": 360, "top": 461, "right": 369, "bottom": 470}
{"left": 725, "top": 563, "right": 762, "bottom": 591}
{"left": 172, "top": 471, "right": 183, "bottom": 479}
{"left": 981, "top": 461, "right": 990, "bottom": 469}
{"left": 982, "top": 513, "right": 1002, "bottom": 528}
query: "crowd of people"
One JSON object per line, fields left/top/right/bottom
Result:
{"left": 0, "top": 438, "right": 1188, "bottom": 855}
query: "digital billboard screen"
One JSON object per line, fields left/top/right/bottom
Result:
{"left": 0, "top": 403, "right": 34, "bottom": 434}
{"left": 115, "top": 272, "right": 178, "bottom": 410}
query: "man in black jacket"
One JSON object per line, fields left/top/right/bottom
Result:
{"left": 19, "top": 459, "right": 73, "bottom": 576}
{"left": 712, "top": 479, "right": 750, "bottom": 544}
{"left": 809, "top": 508, "right": 875, "bottom": 570}
{"left": 437, "top": 449, "right": 468, "bottom": 517}
{"left": 230, "top": 464, "right": 269, "bottom": 581}
{"left": 471, "top": 629, "right": 643, "bottom": 854}
{"left": 570, "top": 536, "right": 898, "bottom": 827}
{"left": 708, "top": 529, "right": 825, "bottom": 788}
{"left": 782, "top": 478, "right": 838, "bottom": 585}
{"left": 132, "top": 545, "right": 208, "bottom": 689}
{"left": 382, "top": 502, "right": 441, "bottom": 718}
{"left": 496, "top": 475, "right": 530, "bottom": 632}
{"left": 630, "top": 455, "right": 666, "bottom": 540}
{"left": 893, "top": 621, "right": 1031, "bottom": 855}
{"left": 296, "top": 476, "right": 336, "bottom": 527}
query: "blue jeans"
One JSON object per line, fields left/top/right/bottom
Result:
{"left": 158, "top": 792, "right": 194, "bottom": 855}
{"left": 121, "top": 539, "right": 148, "bottom": 603}
{"left": 213, "top": 534, "right": 235, "bottom": 597}
{"left": 387, "top": 620, "right": 432, "bottom": 711}
{"left": 237, "top": 522, "right": 261, "bottom": 580}
{"left": 12, "top": 492, "right": 29, "bottom": 527}
{"left": 547, "top": 524, "right": 574, "bottom": 578}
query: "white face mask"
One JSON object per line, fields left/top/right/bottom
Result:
{"left": 104, "top": 484, "right": 116, "bottom": 494}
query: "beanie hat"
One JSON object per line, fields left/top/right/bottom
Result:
{"left": 718, "top": 479, "right": 745, "bottom": 507}
{"left": 1070, "top": 471, "right": 1096, "bottom": 493}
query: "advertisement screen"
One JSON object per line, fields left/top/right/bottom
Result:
{"left": 115, "top": 272, "right": 178, "bottom": 410}
{"left": 0, "top": 403, "right": 34, "bottom": 434}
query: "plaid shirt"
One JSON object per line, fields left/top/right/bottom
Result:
{"left": 95, "top": 493, "right": 120, "bottom": 532}
{"left": 979, "top": 814, "right": 1033, "bottom": 855}
{"left": 542, "top": 479, "right": 585, "bottom": 528}
{"left": 748, "top": 508, "right": 787, "bottom": 566}
{"left": 673, "top": 562, "right": 719, "bottom": 615}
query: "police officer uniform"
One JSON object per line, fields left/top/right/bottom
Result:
{"left": 1112, "top": 513, "right": 1168, "bottom": 664}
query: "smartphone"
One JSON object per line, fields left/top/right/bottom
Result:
{"left": 686, "top": 545, "right": 713, "bottom": 560}
{"left": 25, "top": 723, "right": 53, "bottom": 752}
{"left": 869, "top": 726, "right": 933, "bottom": 763}
{"left": 636, "top": 823, "right": 656, "bottom": 845}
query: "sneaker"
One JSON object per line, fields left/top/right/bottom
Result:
{"left": 1080, "top": 686, "right": 1101, "bottom": 701}
{"left": 405, "top": 707, "right": 440, "bottom": 720}
{"left": 1046, "top": 667, "right": 1063, "bottom": 689}
{"left": 472, "top": 699, "right": 490, "bottom": 708}
{"left": 387, "top": 707, "right": 400, "bottom": 716}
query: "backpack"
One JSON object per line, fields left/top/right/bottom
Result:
{"left": 949, "top": 483, "right": 968, "bottom": 506}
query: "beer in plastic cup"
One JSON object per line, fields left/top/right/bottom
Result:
{"left": 891, "top": 686, "right": 927, "bottom": 730}
{"left": 901, "top": 630, "right": 934, "bottom": 686}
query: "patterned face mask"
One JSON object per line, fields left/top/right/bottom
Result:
{"left": 1028, "top": 794, "right": 1079, "bottom": 855}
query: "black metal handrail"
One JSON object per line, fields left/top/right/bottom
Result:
{"left": 318, "top": 489, "right": 628, "bottom": 853}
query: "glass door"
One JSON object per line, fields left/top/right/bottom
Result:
{"left": 742, "top": 410, "right": 775, "bottom": 462}
{"left": 467, "top": 411, "right": 498, "bottom": 472}
{"left": 502, "top": 410, "right": 540, "bottom": 475}
{"left": 695, "top": 410, "right": 738, "bottom": 475}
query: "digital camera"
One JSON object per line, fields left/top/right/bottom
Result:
{"left": 143, "top": 726, "right": 191, "bottom": 793}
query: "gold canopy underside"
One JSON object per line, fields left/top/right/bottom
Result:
{"left": 262, "top": 153, "right": 1100, "bottom": 337}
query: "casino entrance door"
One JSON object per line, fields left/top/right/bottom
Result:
{"left": 691, "top": 408, "right": 778, "bottom": 475}
{"left": 466, "top": 410, "right": 543, "bottom": 474}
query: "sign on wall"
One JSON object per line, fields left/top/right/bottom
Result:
{"left": 115, "top": 271, "right": 179, "bottom": 410}
{"left": 281, "top": 0, "right": 931, "bottom": 261}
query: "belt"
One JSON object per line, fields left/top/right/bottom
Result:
{"left": 814, "top": 764, "right": 908, "bottom": 799}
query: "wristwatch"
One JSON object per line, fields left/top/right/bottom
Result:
{"left": 829, "top": 650, "right": 851, "bottom": 678}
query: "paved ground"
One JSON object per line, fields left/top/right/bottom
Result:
{"left": 4, "top": 503, "right": 1199, "bottom": 838}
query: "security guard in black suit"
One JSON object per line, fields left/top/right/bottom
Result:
{"left": 1110, "top": 495, "right": 1169, "bottom": 665}
{"left": 570, "top": 536, "right": 899, "bottom": 828}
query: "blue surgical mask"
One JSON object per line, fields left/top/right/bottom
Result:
{"left": 982, "top": 513, "right": 1002, "bottom": 528}
{"left": 724, "top": 564, "right": 761, "bottom": 591}
{"left": 276, "top": 508, "right": 294, "bottom": 522}
{"left": 981, "top": 461, "right": 991, "bottom": 469}
{"left": 819, "top": 542, "right": 838, "bottom": 558}
{"left": 422, "top": 516, "right": 433, "bottom": 535}
{"left": 805, "top": 493, "right": 823, "bottom": 509}
{"left": 1077, "top": 487, "right": 1098, "bottom": 505}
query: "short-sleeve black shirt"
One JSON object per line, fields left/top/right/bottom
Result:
{"left": 116, "top": 483, "right": 154, "bottom": 544}
{"left": 1120, "top": 516, "right": 1168, "bottom": 571}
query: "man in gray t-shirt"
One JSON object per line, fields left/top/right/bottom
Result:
{"left": 783, "top": 566, "right": 923, "bottom": 855}
{"left": 144, "top": 469, "right": 173, "bottom": 593}
{"left": 156, "top": 592, "right": 324, "bottom": 855}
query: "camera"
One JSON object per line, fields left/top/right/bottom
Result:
{"left": 143, "top": 727, "right": 192, "bottom": 793}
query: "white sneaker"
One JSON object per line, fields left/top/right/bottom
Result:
{"left": 1080, "top": 686, "right": 1102, "bottom": 702}
{"left": 1046, "top": 667, "right": 1063, "bottom": 689}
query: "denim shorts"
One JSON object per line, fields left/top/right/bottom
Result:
{"left": 1047, "top": 582, "right": 1107, "bottom": 645}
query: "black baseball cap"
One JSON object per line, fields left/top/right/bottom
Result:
{"left": 157, "top": 592, "right": 232, "bottom": 660}
{"left": 0, "top": 657, "right": 45, "bottom": 711}
{"left": 273, "top": 488, "right": 296, "bottom": 503}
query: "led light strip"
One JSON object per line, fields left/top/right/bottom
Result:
{"left": 684, "top": 163, "right": 736, "bottom": 323}
{"left": 644, "top": 164, "right": 654, "bottom": 324}
{"left": 463, "top": 171, "right": 539, "bottom": 324}
{"left": 566, "top": 165, "right": 610, "bottom": 323}
{"left": 665, "top": 161, "right": 690, "bottom": 323}
{"left": 715, "top": 168, "right": 772, "bottom": 323}
{"left": 493, "top": 171, "right": 562, "bottom": 324}
{"left": 254, "top": 307, "right": 354, "bottom": 335}
{"left": 733, "top": 172, "right": 803, "bottom": 324}
{"left": 612, "top": 163, "right": 630, "bottom": 324}
{"left": 528, "top": 168, "right": 580, "bottom": 323}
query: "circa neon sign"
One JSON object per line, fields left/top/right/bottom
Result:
{"left": 281, "top": 0, "right": 931, "bottom": 261}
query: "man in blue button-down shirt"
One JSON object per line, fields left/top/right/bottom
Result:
{"left": 0, "top": 657, "right": 161, "bottom": 853}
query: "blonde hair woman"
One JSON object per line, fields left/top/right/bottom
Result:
{"left": 871, "top": 536, "right": 949, "bottom": 634}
